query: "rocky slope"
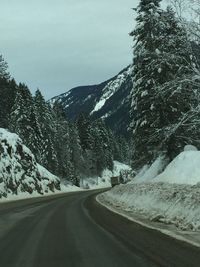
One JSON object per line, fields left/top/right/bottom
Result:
{"left": 0, "top": 128, "right": 60, "bottom": 198}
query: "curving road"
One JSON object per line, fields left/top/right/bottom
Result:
{"left": 0, "top": 190, "right": 199, "bottom": 267}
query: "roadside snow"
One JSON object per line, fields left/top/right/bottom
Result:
{"left": 153, "top": 151, "right": 200, "bottom": 185}
{"left": 184, "top": 145, "right": 198, "bottom": 151}
{"left": 132, "top": 156, "right": 167, "bottom": 183}
{"left": 97, "top": 192, "right": 200, "bottom": 248}
{"left": 98, "top": 150, "right": 200, "bottom": 234}
{"left": 98, "top": 182, "right": 200, "bottom": 231}
{"left": 133, "top": 151, "right": 200, "bottom": 186}
{"left": 0, "top": 183, "right": 82, "bottom": 203}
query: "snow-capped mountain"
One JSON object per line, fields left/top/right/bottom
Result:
{"left": 0, "top": 128, "right": 60, "bottom": 198}
{"left": 51, "top": 66, "right": 133, "bottom": 136}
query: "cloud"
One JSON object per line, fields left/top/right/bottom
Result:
{"left": 1, "top": 0, "right": 138, "bottom": 99}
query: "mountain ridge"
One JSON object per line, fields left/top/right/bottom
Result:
{"left": 51, "top": 65, "right": 133, "bottom": 136}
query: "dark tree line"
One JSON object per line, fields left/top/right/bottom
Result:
{"left": 0, "top": 56, "right": 131, "bottom": 186}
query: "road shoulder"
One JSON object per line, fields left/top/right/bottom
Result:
{"left": 96, "top": 193, "right": 200, "bottom": 249}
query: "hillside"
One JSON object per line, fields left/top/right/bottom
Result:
{"left": 0, "top": 128, "right": 60, "bottom": 198}
{"left": 51, "top": 66, "right": 133, "bottom": 136}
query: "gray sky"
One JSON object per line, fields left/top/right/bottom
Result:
{"left": 1, "top": 0, "right": 139, "bottom": 99}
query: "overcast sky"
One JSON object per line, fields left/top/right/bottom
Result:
{"left": 1, "top": 0, "right": 140, "bottom": 99}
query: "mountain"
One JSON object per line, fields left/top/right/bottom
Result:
{"left": 51, "top": 66, "right": 133, "bottom": 136}
{"left": 0, "top": 128, "right": 60, "bottom": 197}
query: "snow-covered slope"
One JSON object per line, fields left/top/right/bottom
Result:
{"left": 131, "top": 150, "right": 200, "bottom": 185}
{"left": 0, "top": 128, "right": 60, "bottom": 198}
{"left": 153, "top": 151, "right": 200, "bottom": 185}
{"left": 98, "top": 150, "right": 200, "bottom": 231}
{"left": 50, "top": 66, "right": 133, "bottom": 136}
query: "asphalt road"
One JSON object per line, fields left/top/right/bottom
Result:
{"left": 0, "top": 190, "right": 199, "bottom": 267}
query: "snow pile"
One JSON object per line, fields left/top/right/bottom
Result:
{"left": 132, "top": 156, "right": 167, "bottom": 183}
{"left": 0, "top": 128, "right": 60, "bottom": 198}
{"left": 81, "top": 161, "right": 131, "bottom": 189}
{"left": 132, "top": 150, "right": 200, "bottom": 185}
{"left": 153, "top": 151, "right": 200, "bottom": 185}
{"left": 98, "top": 150, "right": 200, "bottom": 231}
{"left": 98, "top": 182, "right": 200, "bottom": 231}
{"left": 184, "top": 145, "right": 198, "bottom": 151}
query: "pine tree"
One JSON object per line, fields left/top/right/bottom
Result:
{"left": 0, "top": 55, "right": 10, "bottom": 80}
{"left": 130, "top": 0, "right": 164, "bottom": 168}
{"left": 90, "top": 120, "right": 114, "bottom": 175}
{"left": 9, "top": 83, "right": 41, "bottom": 157}
{"left": 0, "top": 55, "right": 16, "bottom": 128}
{"left": 130, "top": 1, "right": 198, "bottom": 168}
{"left": 153, "top": 7, "right": 200, "bottom": 159}
{"left": 34, "top": 89, "right": 58, "bottom": 170}
{"left": 76, "top": 113, "right": 92, "bottom": 150}
{"left": 69, "top": 124, "right": 84, "bottom": 178}
{"left": 52, "top": 101, "right": 71, "bottom": 178}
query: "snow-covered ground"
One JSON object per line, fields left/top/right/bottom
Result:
{"left": 81, "top": 161, "right": 131, "bottom": 189}
{"left": 0, "top": 128, "right": 81, "bottom": 202}
{"left": 98, "top": 149, "right": 200, "bottom": 244}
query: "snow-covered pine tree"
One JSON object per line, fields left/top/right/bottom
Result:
{"left": 0, "top": 55, "right": 10, "bottom": 80}
{"left": 34, "top": 89, "right": 58, "bottom": 170}
{"left": 0, "top": 56, "right": 16, "bottom": 128}
{"left": 52, "top": 101, "right": 72, "bottom": 179}
{"left": 90, "top": 120, "right": 114, "bottom": 175}
{"left": 0, "top": 78, "right": 17, "bottom": 128}
{"left": 130, "top": 1, "right": 198, "bottom": 168}
{"left": 76, "top": 113, "right": 92, "bottom": 151}
{"left": 9, "top": 83, "right": 41, "bottom": 155}
{"left": 130, "top": 0, "right": 164, "bottom": 168}
{"left": 151, "top": 7, "right": 199, "bottom": 160}
{"left": 69, "top": 124, "right": 84, "bottom": 180}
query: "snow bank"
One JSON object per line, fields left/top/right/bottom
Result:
{"left": 153, "top": 151, "right": 200, "bottom": 185}
{"left": 132, "top": 151, "right": 200, "bottom": 186}
{"left": 98, "top": 182, "right": 200, "bottom": 231}
{"left": 98, "top": 151, "right": 200, "bottom": 231}
{"left": 0, "top": 128, "right": 60, "bottom": 198}
{"left": 132, "top": 156, "right": 167, "bottom": 183}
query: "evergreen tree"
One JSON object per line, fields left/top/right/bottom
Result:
{"left": 52, "top": 101, "right": 71, "bottom": 178}
{"left": 69, "top": 124, "right": 84, "bottom": 179}
{"left": 0, "top": 78, "right": 17, "bottom": 128}
{"left": 0, "top": 55, "right": 10, "bottom": 80}
{"left": 9, "top": 83, "right": 41, "bottom": 155}
{"left": 130, "top": 0, "right": 163, "bottom": 168}
{"left": 130, "top": 1, "right": 198, "bottom": 168}
{"left": 0, "top": 55, "right": 16, "bottom": 128}
{"left": 0, "top": 54, "right": 121, "bottom": 186}
{"left": 90, "top": 120, "right": 114, "bottom": 175}
{"left": 34, "top": 89, "right": 58, "bottom": 170}
{"left": 76, "top": 113, "right": 92, "bottom": 150}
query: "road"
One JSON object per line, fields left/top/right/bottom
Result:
{"left": 0, "top": 190, "right": 199, "bottom": 267}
